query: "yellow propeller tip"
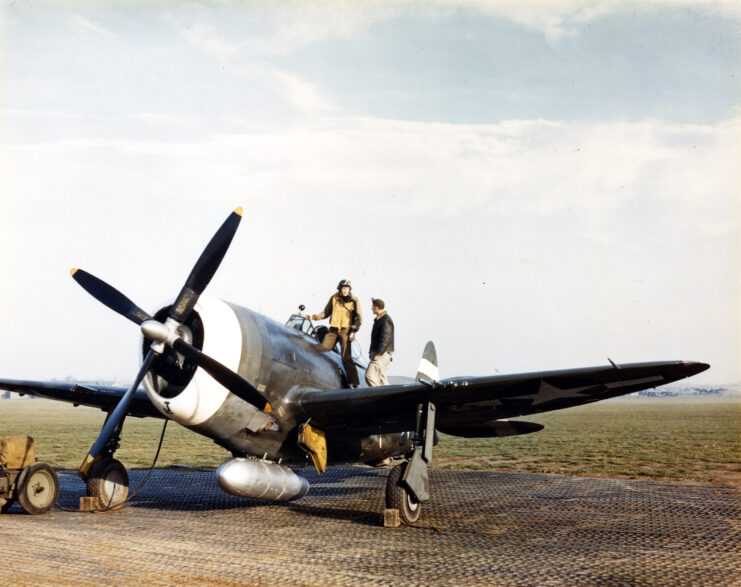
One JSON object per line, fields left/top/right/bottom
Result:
{"left": 70, "top": 268, "right": 78, "bottom": 276}
{"left": 234, "top": 206, "right": 243, "bottom": 216}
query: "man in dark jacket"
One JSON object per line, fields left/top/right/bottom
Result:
{"left": 365, "top": 298, "right": 394, "bottom": 386}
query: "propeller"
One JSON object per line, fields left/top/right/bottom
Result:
{"left": 71, "top": 269, "right": 152, "bottom": 325}
{"left": 75, "top": 207, "right": 271, "bottom": 479}
{"left": 168, "top": 208, "right": 243, "bottom": 324}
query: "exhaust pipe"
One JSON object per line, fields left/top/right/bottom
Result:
{"left": 216, "top": 457, "right": 309, "bottom": 502}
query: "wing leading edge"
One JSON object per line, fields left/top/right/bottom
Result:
{"left": 0, "top": 379, "right": 162, "bottom": 419}
{"left": 297, "top": 361, "right": 709, "bottom": 436}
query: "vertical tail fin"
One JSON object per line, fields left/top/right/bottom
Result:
{"left": 416, "top": 341, "right": 439, "bottom": 383}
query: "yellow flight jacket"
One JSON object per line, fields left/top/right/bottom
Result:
{"left": 311, "top": 293, "right": 362, "bottom": 331}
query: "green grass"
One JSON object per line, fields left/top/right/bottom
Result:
{"left": 0, "top": 400, "right": 227, "bottom": 470}
{"left": 434, "top": 397, "right": 741, "bottom": 485}
{"left": 1, "top": 397, "right": 739, "bottom": 486}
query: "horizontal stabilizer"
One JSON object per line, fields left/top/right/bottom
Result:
{"left": 439, "top": 420, "right": 544, "bottom": 438}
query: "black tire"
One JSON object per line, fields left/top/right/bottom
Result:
{"left": 16, "top": 463, "right": 59, "bottom": 515}
{"left": 87, "top": 457, "right": 129, "bottom": 509}
{"left": 385, "top": 462, "right": 422, "bottom": 524}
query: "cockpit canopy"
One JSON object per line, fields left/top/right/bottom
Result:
{"left": 285, "top": 313, "right": 315, "bottom": 338}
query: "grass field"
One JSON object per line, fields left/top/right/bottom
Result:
{"left": 1, "top": 397, "right": 739, "bottom": 486}
{"left": 434, "top": 397, "right": 741, "bottom": 486}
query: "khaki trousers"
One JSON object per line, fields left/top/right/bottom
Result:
{"left": 365, "top": 351, "right": 392, "bottom": 387}
{"left": 321, "top": 328, "right": 359, "bottom": 387}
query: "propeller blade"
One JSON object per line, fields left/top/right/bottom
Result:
{"left": 169, "top": 207, "right": 243, "bottom": 323}
{"left": 171, "top": 338, "right": 271, "bottom": 411}
{"left": 71, "top": 268, "right": 152, "bottom": 326}
{"left": 79, "top": 349, "right": 158, "bottom": 479}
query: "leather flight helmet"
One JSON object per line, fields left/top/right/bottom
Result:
{"left": 337, "top": 279, "right": 352, "bottom": 291}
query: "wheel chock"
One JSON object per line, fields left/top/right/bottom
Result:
{"left": 383, "top": 508, "right": 401, "bottom": 527}
{"left": 79, "top": 496, "right": 101, "bottom": 511}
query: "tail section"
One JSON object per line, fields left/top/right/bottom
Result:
{"left": 416, "top": 341, "right": 439, "bottom": 383}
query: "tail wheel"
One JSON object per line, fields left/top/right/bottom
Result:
{"left": 87, "top": 457, "right": 129, "bottom": 509}
{"left": 386, "top": 462, "right": 421, "bottom": 524}
{"left": 17, "top": 463, "right": 60, "bottom": 515}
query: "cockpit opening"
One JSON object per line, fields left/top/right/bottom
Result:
{"left": 285, "top": 306, "right": 367, "bottom": 369}
{"left": 285, "top": 313, "right": 315, "bottom": 337}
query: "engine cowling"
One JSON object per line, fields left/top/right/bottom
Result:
{"left": 141, "top": 297, "right": 274, "bottom": 440}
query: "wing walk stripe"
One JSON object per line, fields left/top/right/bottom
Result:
{"left": 604, "top": 375, "right": 664, "bottom": 389}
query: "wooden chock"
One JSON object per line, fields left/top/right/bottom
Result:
{"left": 383, "top": 508, "right": 401, "bottom": 528}
{"left": 79, "top": 496, "right": 102, "bottom": 511}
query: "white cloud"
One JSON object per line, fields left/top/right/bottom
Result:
{"left": 130, "top": 112, "right": 195, "bottom": 126}
{"left": 70, "top": 13, "right": 116, "bottom": 37}
{"left": 262, "top": 68, "right": 332, "bottom": 114}
{"left": 12, "top": 114, "right": 734, "bottom": 230}
{"left": 462, "top": 0, "right": 615, "bottom": 41}
{"left": 433, "top": 0, "right": 741, "bottom": 41}
{"left": 1, "top": 109, "right": 101, "bottom": 120}
{"left": 1, "top": 0, "right": 738, "bottom": 383}
{"left": 223, "top": 0, "right": 740, "bottom": 49}
{"left": 181, "top": 21, "right": 238, "bottom": 58}
{"left": 169, "top": 1, "right": 400, "bottom": 60}
{"left": 240, "top": 1, "right": 402, "bottom": 56}
{"left": 2, "top": 114, "right": 738, "bottom": 381}
{"left": 7, "top": 114, "right": 735, "bottom": 272}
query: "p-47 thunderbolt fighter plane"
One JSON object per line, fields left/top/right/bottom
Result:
{"left": 0, "top": 208, "right": 709, "bottom": 523}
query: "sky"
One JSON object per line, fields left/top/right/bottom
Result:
{"left": 1, "top": 0, "right": 739, "bottom": 388}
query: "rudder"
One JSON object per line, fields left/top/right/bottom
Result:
{"left": 415, "top": 341, "right": 439, "bottom": 383}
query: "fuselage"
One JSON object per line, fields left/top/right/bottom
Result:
{"left": 141, "top": 297, "right": 410, "bottom": 466}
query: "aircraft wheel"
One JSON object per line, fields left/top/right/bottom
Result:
{"left": 16, "top": 463, "right": 60, "bottom": 515}
{"left": 386, "top": 462, "right": 421, "bottom": 524}
{"left": 87, "top": 457, "right": 129, "bottom": 509}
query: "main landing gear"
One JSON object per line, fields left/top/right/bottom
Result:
{"left": 79, "top": 418, "right": 130, "bottom": 509}
{"left": 385, "top": 402, "right": 436, "bottom": 525}
{"left": 86, "top": 457, "right": 129, "bottom": 509}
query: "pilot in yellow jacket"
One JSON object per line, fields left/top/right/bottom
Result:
{"left": 310, "top": 279, "right": 362, "bottom": 387}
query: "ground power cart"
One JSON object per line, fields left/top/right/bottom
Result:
{"left": 0, "top": 436, "right": 59, "bottom": 514}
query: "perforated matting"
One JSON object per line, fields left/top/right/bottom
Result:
{"left": 1, "top": 467, "right": 739, "bottom": 585}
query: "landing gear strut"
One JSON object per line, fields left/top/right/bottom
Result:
{"left": 385, "top": 402, "right": 436, "bottom": 524}
{"left": 81, "top": 416, "right": 129, "bottom": 509}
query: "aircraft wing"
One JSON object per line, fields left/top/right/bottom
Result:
{"left": 0, "top": 379, "right": 162, "bottom": 419}
{"left": 297, "top": 361, "right": 709, "bottom": 437}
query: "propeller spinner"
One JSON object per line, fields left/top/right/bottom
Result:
{"left": 74, "top": 207, "right": 270, "bottom": 480}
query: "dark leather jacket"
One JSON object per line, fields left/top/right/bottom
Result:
{"left": 369, "top": 312, "right": 394, "bottom": 357}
